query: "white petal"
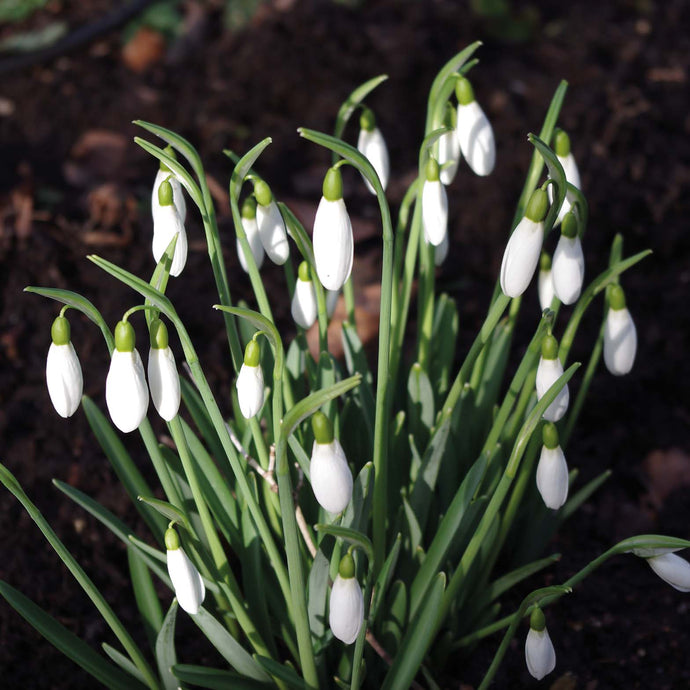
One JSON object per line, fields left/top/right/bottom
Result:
{"left": 536, "top": 356, "right": 570, "bottom": 422}
{"left": 422, "top": 179, "right": 448, "bottom": 247}
{"left": 647, "top": 553, "right": 690, "bottom": 592}
{"left": 152, "top": 204, "right": 188, "bottom": 277}
{"left": 536, "top": 446, "right": 569, "bottom": 510}
{"left": 437, "top": 130, "right": 461, "bottom": 185}
{"left": 236, "top": 363, "right": 264, "bottom": 419}
{"left": 256, "top": 200, "right": 289, "bottom": 265}
{"left": 46, "top": 342, "right": 83, "bottom": 418}
{"left": 310, "top": 439, "right": 353, "bottom": 514}
{"left": 604, "top": 307, "right": 637, "bottom": 376}
{"left": 552, "top": 235, "right": 585, "bottom": 305}
{"left": 434, "top": 232, "right": 449, "bottom": 266}
{"left": 291, "top": 279, "right": 318, "bottom": 329}
{"left": 357, "top": 127, "right": 390, "bottom": 193}
{"left": 538, "top": 268, "right": 555, "bottom": 311}
{"left": 456, "top": 100, "right": 495, "bottom": 176}
{"left": 106, "top": 349, "right": 149, "bottom": 433}
{"left": 237, "top": 216, "right": 264, "bottom": 272}
{"left": 326, "top": 289, "right": 340, "bottom": 318}
{"left": 152, "top": 169, "right": 186, "bottom": 222}
{"left": 525, "top": 627, "right": 556, "bottom": 680}
{"left": 166, "top": 547, "right": 206, "bottom": 614}
{"left": 148, "top": 347, "right": 181, "bottom": 421}
{"left": 313, "top": 197, "right": 354, "bottom": 291}
{"left": 631, "top": 547, "right": 683, "bottom": 558}
{"left": 329, "top": 574, "right": 364, "bottom": 644}
{"left": 500, "top": 218, "right": 544, "bottom": 298}
{"left": 549, "top": 153, "right": 581, "bottom": 224}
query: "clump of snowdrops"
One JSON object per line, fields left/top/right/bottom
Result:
{"left": 2, "top": 42, "right": 689, "bottom": 689}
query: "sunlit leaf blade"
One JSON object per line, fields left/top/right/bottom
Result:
{"left": 155, "top": 601, "right": 179, "bottom": 690}
{"left": 214, "top": 304, "right": 282, "bottom": 362}
{"left": 314, "top": 524, "right": 374, "bottom": 564}
{"left": 137, "top": 495, "right": 191, "bottom": 532}
{"left": 102, "top": 643, "right": 148, "bottom": 685}
{"left": 255, "top": 656, "right": 308, "bottom": 689}
{"left": 428, "top": 41, "right": 482, "bottom": 112}
{"left": 128, "top": 548, "right": 163, "bottom": 652}
{"left": 370, "top": 534, "right": 402, "bottom": 620}
{"left": 307, "top": 549, "right": 330, "bottom": 642}
{"left": 173, "top": 663, "right": 274, "bottom": 689}
{"left": 334, "top": 74, "right": 389, "bottom": 141}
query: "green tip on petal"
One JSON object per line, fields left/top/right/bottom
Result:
{"left": 311, "top": 411, "right": 334, "bottom": 444}
{"left": 530, "top": 606, "right": 546, "bottom": 632}
{"left": 526, "top": 189, "right": 548, "bottom": 223}
{"left": 541, "top": 334, "right": 559, "bottom": 360}
{"left": 114, "top": 320, "right": 135, "bottom": 352}
{"left": 158, "top": 179, "right": 174, "bottom": 206}
{"left": 542, "top": 422, "right": 559, "bottom": 449}
{"left": 51, "top": 316, "right": 71, "bottom": 345}
{"left": 455, "top": 76, "right": 475, "bottom": 105}
{"left": 243, "top": 339, "right": 261, "bottom": 367}
{"left": 165, "top": 527, "right": 180, "bottom": 551}
{"left": 254, "top": 180, "right": 273, "bottom": 206}
{"left": 425, "top": 157, "right": 440, "bottom": 182}
{"left": 561, "top": 211, "right": 578, "bottom": 239}
{"left": 150, "top": 318, "right": 168, "bottom": 350}
{"left": 323, "top": 166, "right": 343, "bottom": 202}
{"left": 298, "top": 260, "right": 312, "bottom": 282}
{"left": 609, "top": 284, "right": 626, "bottom": 311}
{"left": 540, "top": 252, "right": 552, "bottom": 271}
{"left": 241, "top": 196, "right": 257, "bottom": 220}
{"left": 338, "top": 552, "right": 356, "bottom": 579}
{"left": 359, "top": 107, "right": 376, "bottom": 132}
{"left": 553, "top": 128, "right": 571, "bottom": 157}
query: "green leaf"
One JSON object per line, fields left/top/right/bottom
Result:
{"left": 341, "top": 462, "right": 374, "bottom": 534}
{"left": 333, "top": 74, "right": 389, "bottom": 141}
{"left": 428, "top": 41, "right": 483, "bottom": 117}
{"left": 173, "top": 663, "right": 274, "bottom": 690}
{"left": 370, "top": 534, "right": 402, "bottom": 621}
{"left": 314, "top": 524, "right": 374, "bottom": 564}
{"left": 307, "top": 549, "right": 330, "bottom": 642}
{"left": 102, "top": 643, "right": 148, "bottom": 685}
{"left": 128, "top": 548, "right": 163, "bottom": 652}
{"left": 138, "top": 495, "right": 191, "bottom": 532}
{"left": 527, "top": 132, "right": 566, "bottom": 233}
{"left": 214, "top": 304, "right": 283, "bottom": 365}
{"left": 483, "top": 553, "right": 561, "bottom": 604}
{"left": 155, "top": 601, "right": 179, "bottom": 690}
{"left": 560, "top": 469, "right": 611, "bottom": 523}
{"left": 430, "top": 293, "right": 458, "bottom": 398}
{"left": 402, "top": 492, "right": 423, "bottom": 554}
{"left": 255, "top": 657, "right": 308, "bottom": 689}
{"left": 407, "top": 363, "right": 435, "bottom": 442}
{"left": 380, "top": 580, "right": 407, "bottom": 656}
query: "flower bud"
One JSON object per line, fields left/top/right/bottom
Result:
{"left": 147, "top": 319, "right": 181, "bottom": 421}
{"left": 357, "top": 108, "right": 390, "bottom": 193}
{"left": 254, "top": 180, "right": 290, "bottom": 265}
{"left": 535, "top": 334, "right": 569, "bottom": 422}
{"left": 422, "top": 158, "right": 448, "bottom": 247}
{"left": 538, "top": 252, "right": 555, "bottom": 311}
{"left": 551, "top": 212, "right": 584, "bottom": 305}
{"left": 165, "top": 528, "right": 205, "bottom": 615}
{"left": 644, "top": 552, "right": 690, "bottom": 592}
{"left": 46, "top": 316, "right": 83, "bottom": 418}
{"left": 536, "top": 423, "right": 569, "bottom": 510}
{"left": 525, "top": 607, "right": 556, "bottom": 680}
{"left": 455, "top": 76, "right": 495, "bottom": 177}
{"left": 291, "top": 261, "right": 318, "bottom": 329}
{"left": 237, "top": 196, "right": 264, "bottom": 273}
{"left": 152, "top": 180, "right": 188, "bottom": 277}
{"left": 152, "top": 149, "right": 186, "bottom": 222}
{"left": 236, "top": 340, "right": 264, "bottom": 419}
{"left": 310, "top": 412, "right": 353, "bottom": 514}
{"left": 548, "top": 129, "right": 581, "bottom": 224}
{"left": 329, "top": 553, "right": 364, "bottom": 644}
{"left": 603, "top": 285, "right": 637, "bottom": 376}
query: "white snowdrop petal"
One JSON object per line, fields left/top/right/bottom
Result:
{"left": 500, "top": 218, "right": 544, "bottom": 298}
{"left": 525, "top": 628, "right": 556, "bottom": 680}
{"left": 437, "top": 130, "right": 461, "bottom": 186}
{"left": 256, "top": 200, "right": 289, "bottom": 265}
{"left": 291, "top": 279, "right": 318, "bottom": 329}
{"left": 106, "top": 349, "right": 149, "bottom": 433}
{"left": 310, "top": 439, "right": 353, "bottom": 514}
{"left": 538, "top": 268, "right": 555, "bottom": 311}
{"left": 548, "top": 153, "right": 581, "bottom": 223}
{"left": 536, "top": 446, "right": 569, "bottom": 510}
{"left": 46, "top": 342, "right": 83, "bottom": 418}
{"left": 422, "top": 179, "right": 448, "bottom": 247}
{"left": 536, "top": 356, "right": 569, "bottom": 422}
{"left": 152, "top": 204, "right": 188, "bottom": 277}
{"left": 646, "top": 553, "right": 690, "bottom": 592}
{"left": 631, "top": 547, "right": 683, "bottom": 558}
{"left": 236, "top": 363, "right": 264, "bottom": 419}
{"left": 434, "top": 232, "right": 449, "bottom": 266}
{"left": 552, "top": 235, "right": 585, "bottom": 305}
{"left": 237, "top": 216, "right": 264, "bottom": 272}
{"left": 456, "top": 100, "right": 495, "bottom": 177}
{"left": 166, "top": 547, "right": 206, "bottom": 614}
{"left": 313, "top": 197, "right": 354, "bottom": 291}
{"left": 326, "top": 289, "right": 340, "bottom": 318}
{"left": 329, "top": 574, "right": 364, "bottom": 644}
{"left": 152, "top": 169, "right": 186, "bottom": 222}
{"left": 357, "top": 127, "right": 390, "bottom": 193}
{"left": 604, "top": 307, "right": 637, "bottom": 376}
{"left": 147, "top": 347, "right": 181, "bottom": 421}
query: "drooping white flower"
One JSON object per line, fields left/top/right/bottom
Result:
{"left": 437, "top": 102, "right": 461, "bottom": 186}
{"left": 525, "top": 608, "right": 556, "bottom": 681}
{"left": 326, "top": 289, "right": 340, "bottom": 318}
{"left": 500, "top": 189, "right": 548, "bottom": 298}
{"left": 291, "top": 261, "right": 318, "bottom": 329}
{"left": 237, "top": 196, "right": 264, "bottom": 273}
{"left": 604, "top": 285, "right": 637, "bottom": 376}
{"left": 254, "top": 180, "right": 289, "bottom": 265}
{"left": 236, "top": 340, "right": 264, "bottom": 419}
{"left": 152, "top": 179, "right": 188, "bottom": 277}
{"left": 538, "top": 252, "right": 555, "bottom": 311}
{"left": 147, "top": 319, "right": 180, "bottom": 422}
{"left": 552, "top": 212, "right": 584, "bottom": 305}
{"left": 165, "top": 528, "right": 205, "bottom": 615}
{"left": 152, "top": 149, "right": 186, "bottom": 223}
{"left": 357, "top": 108, "right": 389, "bottom": 193}
{"left": 313, "top": 167, "right": 354, "bottom": 291}
{"left": 329, "top": 553, "right": 364, "bottom": 645}
{"left": 105, "top": 321, "right": 149, "bottom": 433}
{"left": 535, "top": 334, "right": 569, "bottom": 422}
{"left": 646, "top": 552, "right": 690, "bottom": 592}
{"left": 310, "top": 411, "right": 353, "bottom": 514}
{"left": 536, "top": 423, "right": 569, "bottom": 510}
{"left": 455, "top": 76, "right": 495, "bottom": 177}
{"left": 422, "top": 158, "right": 448, "bottom": 247}
{"left": 548, "top": 128, "right": 581, "bottom": 224}
{"left": 435, "top": 231, "right": 449, "bottom": 266}
{"left": 46, "top": 315, "right": 83, "bottom": 418}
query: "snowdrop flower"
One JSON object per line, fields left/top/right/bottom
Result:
{"left": 326, "top": 289, "right": 340, "bottom": 318}
{"left": 165, "top": 527, "right": 205, "bottom": 615}
{"left": 536, "top": 422, "right": 569, "bottom": 510}
{"left": 147, "top": 319, "right": 180, "bottom": 421}
{"left": 151, "top": 147, "right": 186, "bottom": 222}
{"left": 643, "top": 552, "right": 690, "bottom": 592}
{"left": 548, "top": 128, "right": 581, "bottom": 224}
{"left": 604, "top": 285, "right": 637, "bottom": 376}
{"left": 291, "top": 261, "right": 318, "bottom": 329}
{"left": 237, "top": 196, "right": 264, "bottom": 273}
{"left": 236, "top": 340, "right": 264, "bottom": 419}
{"left": 500, "top": 189, "right": 548, "bottom": 298}
{"left": 525, "top": 607, "right": 556, "bottom": 681}
{"left": 538, "top": 252, "right": 555, "bottom": 311}
{"left": 313, "top": 166, "right": 354, "bottom": 291}
{"left": 105, "top": 320, "right": 149, "bottom": 433}
{"left": 254, "top": 180, "right": 289, "bottom": 265}
{"left": 310, "top": 411, "right": 353, "bottom": 514}
{"left": 536, "top": 334, "right": 569, "bottom": 422}
{"left": 435, "top": 232, "right": 449, "bottom": 266}
{"left": 552, "top": 211, "right": 584, "bottom": 305}
{"left": 455, "top": 76, "right": 495, "bottom": 177}
{"left": 437, "top": 102, "right": 461, "bottom": 186}
{"left": 329, "top": 552, "right": 364, "bottom": 644}
{"left": 152, "top": 179, "right": 188, "bottom": 277}
{"left": 357, "top": 107, "right": 389, "bottom": 193}
{"left": 46, "top": 314, "right": 83, "bottom": 418}
{"left": 422, "top": 157, "right": 448, "bottom": 247}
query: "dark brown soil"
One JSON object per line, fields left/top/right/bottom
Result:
{"left": 1, "top": 1, "right": 689, "bottom": 688}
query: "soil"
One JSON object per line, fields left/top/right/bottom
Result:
{"left": 1, "top": 1, "right": 689, "bottom": 688}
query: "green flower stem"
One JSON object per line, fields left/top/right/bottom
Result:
{"left": 343, "top": 275, "right": 356, "bottom": 326}
{"left": 349, "top": 570, "right": 375, "bottom": 690}
{"left": 416, "top": 238, "right": 436, "bottom": 371}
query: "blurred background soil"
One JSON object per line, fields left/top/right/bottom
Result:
{"left": 1, "top": 0, "right": 689, "bottom": 688}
